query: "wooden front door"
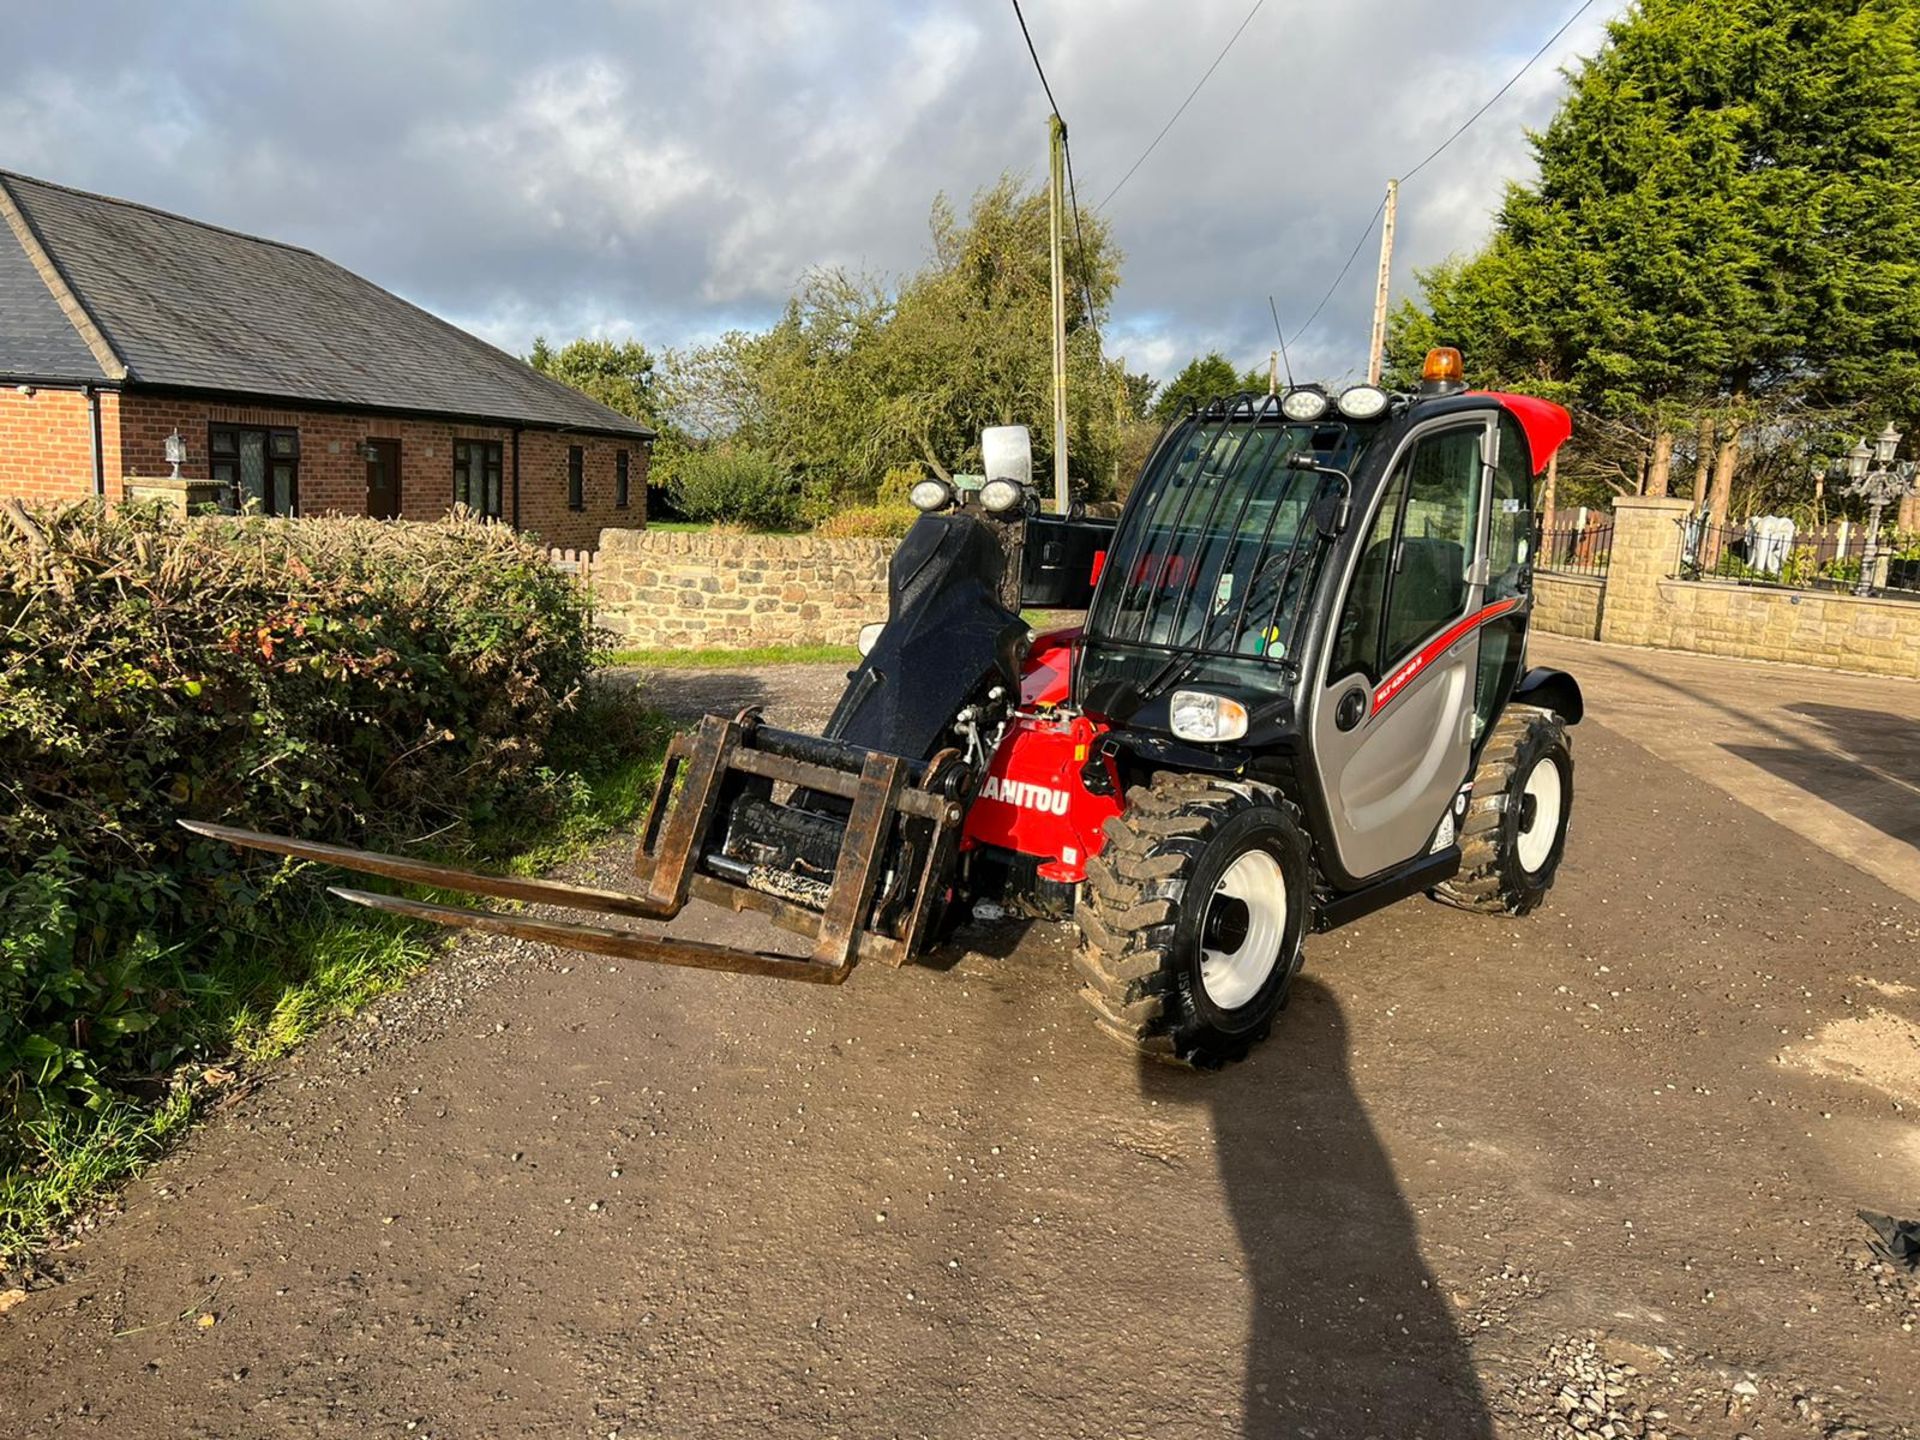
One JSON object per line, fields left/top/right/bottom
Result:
{"left": 366, "top": 438, "right": 401, "bottom": 519}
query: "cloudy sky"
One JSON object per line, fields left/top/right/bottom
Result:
{"left": 2, "top": 1, "right": 1619, "bottom": 385}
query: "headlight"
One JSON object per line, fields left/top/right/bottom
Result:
{"left": 856, "top": 622, "right": 884, "bottom": 657}
{"left": 979, "top": 477, "right": 1024, "bottom": 514}
{"left": 1280, "top": 388, "right": 1329, "bottom": 422}
{"left": 909, "top": 478, "right": 953, "bottom": 512}
{"left": 1169, "top": 689, "right": 1249, "bottom": 743}
{"left": 1337, "top": 385, "right": 1389, "bottom": 419}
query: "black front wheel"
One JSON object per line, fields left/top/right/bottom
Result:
{"left": 1075, "top": 774, "right": 1312, "bottom": 1068}
{"left": 1433, "top": 705, "right": 1573, "bottom": 916}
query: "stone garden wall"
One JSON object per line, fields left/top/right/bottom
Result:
{"left": 1531, "top": 572, "right": 1605, "bottom": 641}
{"left": 591, "top": 529, "right": 892, "bottom": 648}
{"left": 1597, "top": 496, "right": 1920, "bottom": 679}
{"left": 589, "top": 503, "right": 1920, "bottom": 680}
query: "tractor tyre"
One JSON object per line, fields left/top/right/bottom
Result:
{"left": 1433, "top": 705, "right": 1573, "bottom": 916}
{"left": 1074, "top": 773, "right": 1312, "bottom": 1069}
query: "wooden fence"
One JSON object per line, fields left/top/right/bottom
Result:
{"left": 546, "top": 546, "right": 595, "bottom": 582}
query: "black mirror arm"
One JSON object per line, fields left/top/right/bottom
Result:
{"left": 1285, "top": 452, "right": 1354, "bottom": 537}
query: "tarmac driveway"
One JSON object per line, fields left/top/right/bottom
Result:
{"left": 3, "top": 644, "right": 1918, "bottom": 1439}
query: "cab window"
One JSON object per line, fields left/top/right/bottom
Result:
{"left": 1485, "top": 413, "right": 1532, "bottom": 602}
{"left": 1330, "top": 425, "right": 1484, "bottom": 681}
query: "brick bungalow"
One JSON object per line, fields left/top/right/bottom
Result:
{"left": 0, "top": 169, "right": 650, "bottom": 549}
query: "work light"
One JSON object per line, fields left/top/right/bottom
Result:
{"left": 1337, "top": 385, "right": 1389, "bottom": 420}
{"left": 909, "top": 478, "right": 954, "bottom": 512}
{"left": 979, "top": 477, "right": 1025, "bottom": 514}
{"left": 1280, "top": 388, "right": 1329, "bottom": 422}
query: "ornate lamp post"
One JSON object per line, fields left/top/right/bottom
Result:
{"left": 1842, "top": 424, "right": 1916, "bottom": 597}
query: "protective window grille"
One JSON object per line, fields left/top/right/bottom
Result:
{"left": 452, "top": 440, "right": 503, "bottom": 519}
{"left": 1085, "top": 395, "right": 1364, "bottom": 668}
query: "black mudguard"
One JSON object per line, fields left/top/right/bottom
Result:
{"left": 1514, "top": 666, "right": 1583, "bottom": 725}
{"left": 821, "top": 512, "right": 1027, "bottom": 762}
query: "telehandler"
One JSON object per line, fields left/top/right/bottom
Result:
{"left": 187, "top": 347, "right": 1581, "bottom": 1067}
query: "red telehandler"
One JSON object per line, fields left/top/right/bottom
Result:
{"left": 187, "top": 348, "right": 1581, "bottom": 1067}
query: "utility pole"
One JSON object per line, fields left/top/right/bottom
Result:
{"left": 1366, "top": 178, "right": 1398, "bottom": 387}
{"left": 1268, "top": 350, "right": 1280, "bottom": 395}
{"left": 1048, "top": 114, "right": 1070, "bottom": 514}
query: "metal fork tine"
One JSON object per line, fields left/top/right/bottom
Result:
{"left": 329, "top": 887, "right": 851, "bottom": 985}
{"left": 178, "top": 819, "right": 677, "bottom": 919}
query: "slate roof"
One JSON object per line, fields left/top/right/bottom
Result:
{"left": 0, "top": 196, "right": 104, "bottom": 380}
{"left": 0, "top": 171, "right": 650, "bottom": 437}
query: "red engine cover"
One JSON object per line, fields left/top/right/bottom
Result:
{"left": 961, "top": 711, "right": 1120, "bottom": 883}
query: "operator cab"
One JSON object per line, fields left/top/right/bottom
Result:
{"left": 1075, "top": 350, "right": 1561, "bottom": 875}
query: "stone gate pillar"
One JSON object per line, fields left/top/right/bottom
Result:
{"left": 1597, "top": 495, "right": 1691, "bottom": 647}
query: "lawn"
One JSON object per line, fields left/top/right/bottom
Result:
{"left": 607, "top": 642, "right": 859, "bottom": 668}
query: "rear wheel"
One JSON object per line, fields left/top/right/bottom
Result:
{"left": 1074, "top": 773, "right": 1311, "bottom": 1068}
{"left": 1433, "top": 705, "right": 1573, "bottom": 916}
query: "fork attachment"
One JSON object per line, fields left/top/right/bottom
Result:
{"left": 180, "top": 711, "right": 968, "bottom": 984}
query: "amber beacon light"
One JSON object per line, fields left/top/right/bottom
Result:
{"left": 1422, "top": 347, "right": 1465, "bottom": 384}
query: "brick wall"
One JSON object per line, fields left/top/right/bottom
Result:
{"left": 116, "top": 395, "right": 647, "bottom": 549}
{"left": 0, "top": 385, "right": 111, "bottom": 505}
{"left": 1531, "top": 572, "right": 1604, "bottom": 641}
{"left": 1, "top": 388, "right": 645, "bottom": 548}
{"left": 592, "top": 529, "right": 893, "bottom": 647}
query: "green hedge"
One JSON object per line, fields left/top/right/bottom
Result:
{"left": 0, "top": 503, "right": 622, "bottom": 1157}
{"left": 668, "top": 446, "right": 805, "bottom": 530}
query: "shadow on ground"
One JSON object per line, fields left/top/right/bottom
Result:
{"left": 1725, "top": 701, "right": 1920, "bottom": 851}
{"left": 613, "top": 669, "right": 774, "bottom": 726}
{"left": 1140, "top": 978, "right": 1492, "bottom": 1438}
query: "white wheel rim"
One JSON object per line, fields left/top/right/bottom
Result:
{"left": 1515, "top": 757, "right": 1563, "bottom": 875}
{"left": 1199, "top": 849, "right": 1288, "bottom": 1010}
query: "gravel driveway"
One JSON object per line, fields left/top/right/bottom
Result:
{"left": 3, "top": 656, "right": 1917, "bottom": 1439}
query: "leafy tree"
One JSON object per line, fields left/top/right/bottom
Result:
{"left": 1151, "top": 352, "right": 1244, "bottom": 422}
{"left": 1388, "top": 0, "right": 1920, "bottom": 519}
{"left": 658, "top": 174, "right": 1130, "bottom": 510}
{"left": 1121, "top": 369, "right": 1160, "bottom": 420}
{"left": 526, "top": 336, "right": 660, "bottom": 426}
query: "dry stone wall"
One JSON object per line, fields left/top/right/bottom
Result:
{"left": 592, "top": 529, "right": 892, "bottom": 648}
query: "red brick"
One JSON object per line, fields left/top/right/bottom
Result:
{"left": 1, "top": 389, "right": 645, "bottom": 546}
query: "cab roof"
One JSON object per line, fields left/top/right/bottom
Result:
{"left": 1474, "top": 391, "right": 1572, "bottom": 476}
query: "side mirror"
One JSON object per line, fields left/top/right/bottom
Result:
{"left": 1314, "top": 490, "right": 1351, "bottom": 540}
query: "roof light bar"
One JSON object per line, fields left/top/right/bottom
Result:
{"left": 1337, "top": 385, "right": 1389, "bottom": 420}
{"left": 1279, "top": 387, "right": 1329, "bottom": 422}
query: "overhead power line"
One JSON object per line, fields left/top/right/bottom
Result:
{"left": 1288, "top": 0, "right": 1599, "bottom": 342}
{"left": 1010, "top": 0, "right": 1063, "bottom": 120}
{"left": 1291, "top": 193, "right": 1389, "bottom": 343}
{"left": 1400, "top": 0, "right": 1597, "bottom": 184}
{"left": 1097, "top": 0, "right": 1266, "bottom": 212}
{"left": 1061, "top": 135, "right": 1100, "bottom": 327}
{"left": 1010, "top": 0, "right": 1102, "bottom": 330}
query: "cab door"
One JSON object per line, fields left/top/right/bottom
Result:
{"left": 1308, "top": 418, "right": 1495, "bottom": 881}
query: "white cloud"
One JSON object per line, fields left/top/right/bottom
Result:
{"left": 0, "top": 0, "right": 1623, "bottom": 382}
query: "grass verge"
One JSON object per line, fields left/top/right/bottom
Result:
{"left": 645, "top": 520, "right": 806, "bottom": 537}
{"left": 607, "top": 642, "right": 858, "bottom": 669}
{"left": 0, "top": 685, "right": 673, "bottom": 1269}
